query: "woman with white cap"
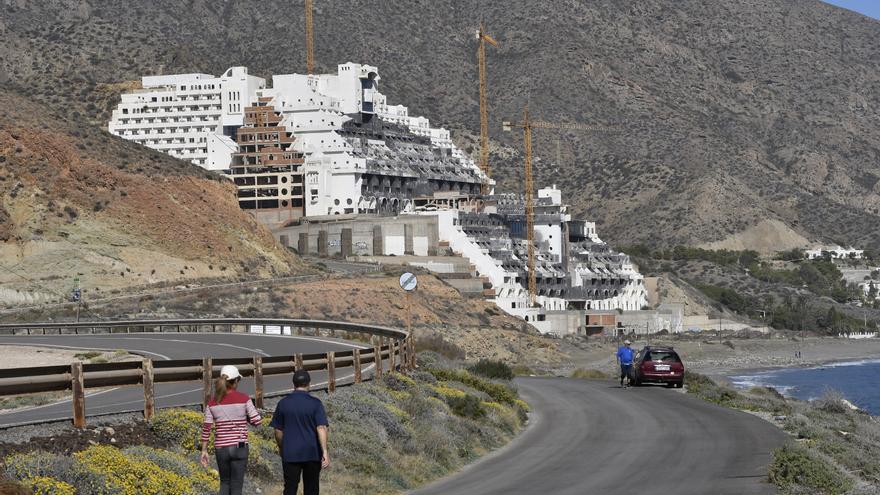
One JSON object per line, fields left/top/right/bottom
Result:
{"left": 200, "top": 365, "right": 262, "bottom": 495}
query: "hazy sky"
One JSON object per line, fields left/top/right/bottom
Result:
{"left": 823, "top": 0, "right": 880, "bottom": 19}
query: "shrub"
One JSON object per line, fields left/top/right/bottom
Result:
{"left": 416, "top": 335, "right": 466, "bottom": 361}
{"left": 467, "top": 360, "right": 514, "bottom": 381}
{"left": 74, "top": 445, "right": 193, "bottom": 495}
{"left": 425, "top": 368, "right": 518, "bottom": 405}
{"left": 122, "top": 446, "right": 218, "bottom": 494}
{"left": 22, "top": 477, "right": 75, "bottom": 495}
{"left": 768, "top": 444, "right": 853, "bottom": 494}
{"left": 149, "top": 408, "right": 205, "bottom": 451}
{"left": 446, "top": 394, "right": 485, "bottom": 420}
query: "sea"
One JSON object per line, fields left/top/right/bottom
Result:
{"left": 729, "top": 359, "right": 880, "bottom": 415}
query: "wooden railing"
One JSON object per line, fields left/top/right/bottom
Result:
{"left": 0, "top": 319, "right": 414, "bottom": 428}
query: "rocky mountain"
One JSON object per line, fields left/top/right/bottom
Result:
{"left": 1, "top": 0, "right": 879, "bottom": 253}
{"left": 0, "top": 90, "right": 302, "bottom": 307}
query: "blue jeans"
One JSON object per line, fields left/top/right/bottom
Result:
{"left": 216, "top": 444, "right": 249, "bottom": 495}
{"left": 620, "top": 364, "right": 633, "bottom": 383}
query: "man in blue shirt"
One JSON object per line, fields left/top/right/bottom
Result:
{"left": 616, "top": 339, "right": 635, "bottom": 388}
{"left": 271, "top": 370, "right": 330, "bottom": 495}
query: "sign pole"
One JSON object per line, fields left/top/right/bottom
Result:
{"left": 399, "top": 272, "right": 419, "bottom": 370}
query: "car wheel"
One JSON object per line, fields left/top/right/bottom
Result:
{"left": 665, "top": 382, "right": 675, "bottom": 388}
{"left": 675, "top": 381, "right": 683, "bottom": 389}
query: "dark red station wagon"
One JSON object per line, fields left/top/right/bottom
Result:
{"left": 629, "top": 346, "right": 685, "bottom": 388}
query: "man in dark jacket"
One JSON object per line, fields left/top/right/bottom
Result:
{"left": 271, "top": 370, "right": 330, "bottom": 495}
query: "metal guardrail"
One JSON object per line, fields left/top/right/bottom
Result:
{"left": 0, "top": 319, "right": 413, "bottom": 428}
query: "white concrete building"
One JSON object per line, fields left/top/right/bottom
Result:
{"left": 111, "top": 63, "right": 489, "bottom": 226}
{"left": 805, "top": 245, "right": 864, "bottom": 260}
{"left": 108, "top": 67, "right": 265, "bottom": 169}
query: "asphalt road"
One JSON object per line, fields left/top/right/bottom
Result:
{"left": 412, "top": 377, "right": 786, "bottom": 495}
{"left": 0, "top": 333, "right": 368, "bottom": 426}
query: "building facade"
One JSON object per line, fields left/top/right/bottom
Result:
{"left": 108, "top": 67, "right": 265, "bottom": 168}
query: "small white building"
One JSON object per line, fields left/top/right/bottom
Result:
{"left": 805, "top": 245, "right": 864, "bottom": 260}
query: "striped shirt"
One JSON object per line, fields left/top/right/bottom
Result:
{"left": 202, "top": 390, "right": 262, "bottom": 448}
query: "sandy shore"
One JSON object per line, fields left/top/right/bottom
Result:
{"left": 0, "top": 345, "right": 137, "bottom": 369}
{"left": 556, "top": 336, "right": 880, "bottom": 377}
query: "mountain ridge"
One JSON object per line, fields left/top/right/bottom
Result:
{"left": 1, "top": 0, "right": 879, "bottom": 251}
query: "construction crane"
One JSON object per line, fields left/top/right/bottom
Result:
{"left": 476, "top": 22, "right": 498, "bottom": 194}
{"left": 305, "top": 0, "right": 315, "bottom": 74}
{"left": 503, "top": 107, "right": 615, "bottom": 306}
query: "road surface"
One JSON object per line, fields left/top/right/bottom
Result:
{"left": 412, "top": 377, "right": 786, "bottom": 495}
{"left": 0, "top": 333, "right": 367, "bottom": 427}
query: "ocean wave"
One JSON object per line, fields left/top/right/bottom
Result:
{"left": 810, "top": 358, "right": 880, "bottom": 369}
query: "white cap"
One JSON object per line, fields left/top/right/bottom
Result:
{"left": 624, "top": 340, "right": 632, "bottom": 345}
{"left": 220, "top": 365, "right": 241, "bottom": 380}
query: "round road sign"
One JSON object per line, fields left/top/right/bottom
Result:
{"left": 399, "top": 272, "right": 418, "bottom": 291}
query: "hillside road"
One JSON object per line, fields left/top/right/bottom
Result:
{"left": 412, "top": 377, "right": 786, "bottom": 495}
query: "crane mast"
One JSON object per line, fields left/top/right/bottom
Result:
{"left": 476, "top": 23, "right": 497, "bottom": 194}
{"left": 305, "top": 0, "right": 315, "bottom": 74}
{"left": 523, "top": 106, "right": 536, "bottom": 306}
{"left": 503, "top": 110, "right": 615, "bottom": 306}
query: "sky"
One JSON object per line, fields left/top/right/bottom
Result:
{"left": 822, "top": 0, "right": 880, "bottom": 20}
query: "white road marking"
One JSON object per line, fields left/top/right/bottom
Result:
{"left": 0, "top": 342, "right": 171, "bottom": 361}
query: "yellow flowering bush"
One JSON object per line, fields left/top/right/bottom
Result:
{"left": 384, "top": 402, "right": 408, "bottom": 420}
{"left": 387, "top": 389, "right": 411, "bottom": 402}
{"left": 23, "top": 477, "right": 75, "bottom": 495}
{"left": 431, "top": 384, "right": 467, "bottom": 400}
{"left": 123, "top": 446, "right": 218, "bottom": 494}
{"left": 150, "top": 408, "right": 207, "bottom": 451}
{"left": 74, "top": 445, "right": 192, "bottom": 495}
{"left": 514, "top": 399, "right": 530, "bottom": 412}
{"left": 4, "top": 451, "right": 58, "bottom": 480}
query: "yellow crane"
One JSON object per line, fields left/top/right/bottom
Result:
{"left": 476, "top": 22, "right": 498, "bottom": 194}
{"left": 305, "top": 0, "right": 315, "bottom": 74}
{"left": 503, "top": 107, "right": 614, "bottom": 305}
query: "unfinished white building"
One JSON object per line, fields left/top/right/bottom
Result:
{"left": 108, "top": 67, "right": 265, "bottom": 168}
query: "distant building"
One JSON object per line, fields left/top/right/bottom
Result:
{"left": 108, "top": 67, "right": 266, "bottom": 168}
{"left": 804, "top": 245, "right": 864, "bottom": 260}
{"left": 110, "top": 63, "right": 490, "bottom": 226}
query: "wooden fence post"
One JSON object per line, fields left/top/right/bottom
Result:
{"left": 253, "top": 356, "right": 264, "bottom": 409}
{"left": 326, "top": 352, "right": 336, "bottom": 393}
{"left": 294, "top": 353, "right": 304, "bottom": 371}
{"left": 374, "top": 345, "right": 383, "bottom": 378}
{"left": 389, "top": 339, "right": 397, "bottom": 371}
{"left": 72, "top": 362, "right": 86, "bottom": 429}
{"left": 202, "top": 357, "right": 213, "bottom": 409}
{"left": 353, "top": 349, "right": 362, "bottom": 384}
{"left": 143, "top": 359, "right": 154, "bottom": 421}
{"left": 401, "top": 338, "right": 409, "bottom": 372}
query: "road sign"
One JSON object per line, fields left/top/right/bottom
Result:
{"left": 399, "top": 272, "right": 418, "bottom": 292}
{"left": 71, "top": 288, "right": 81, "bottom": 302}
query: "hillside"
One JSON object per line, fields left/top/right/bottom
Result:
{"left": 0, "top": 91, "right": 304, "bottom": 307}
{"left": 1, "top": 0, "right": 879, "bottom": 252}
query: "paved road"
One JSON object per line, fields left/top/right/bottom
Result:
{"left": 0, "top": 333, "right": 367, "bottom": 426}
{"left": 413, "top": 377, "right": 786, "bottom": 495}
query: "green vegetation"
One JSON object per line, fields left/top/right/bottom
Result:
{"left": 769, "top": 444, "right": 853, "bottom": 495}
{"left": 3, "top": 366, "right": 528, "bottom": 494}
{"left": 73, "top": 352, "right": 102, "bottom": 361}
{"left": 467, "top": 359, "right": 514, "bottom": 381}
{"left": 687, "top": 373, "right": 878, "bottom": 494}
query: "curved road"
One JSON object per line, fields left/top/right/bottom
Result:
{"left": 413, "top": 377, "right": 786, "bottom": 495}
{"left": 0, "top": 333, "right": 367, "bottom": 427}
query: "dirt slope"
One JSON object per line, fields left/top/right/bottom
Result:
{"left": 0, "top": 92, "right": 305, "bottom": 307}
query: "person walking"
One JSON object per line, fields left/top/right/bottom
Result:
{"left": 271, "top": 369, "right": 330, "bottom": 495}
{"left": 617, "top": 339, "right": 635, "bottom": 388}
{"left": 200, "top": 365, "right": 262, "bottom": 495}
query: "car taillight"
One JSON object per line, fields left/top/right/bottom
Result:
{"left": 672, "top": 362, "right": 684, "bottom": 372}
{"left": 642, "top": 361, "right": 652, "bottom": 371}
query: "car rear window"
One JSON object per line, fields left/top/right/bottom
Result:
{"left": 645, "top": 351, "right": 680, "bottom": 363}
